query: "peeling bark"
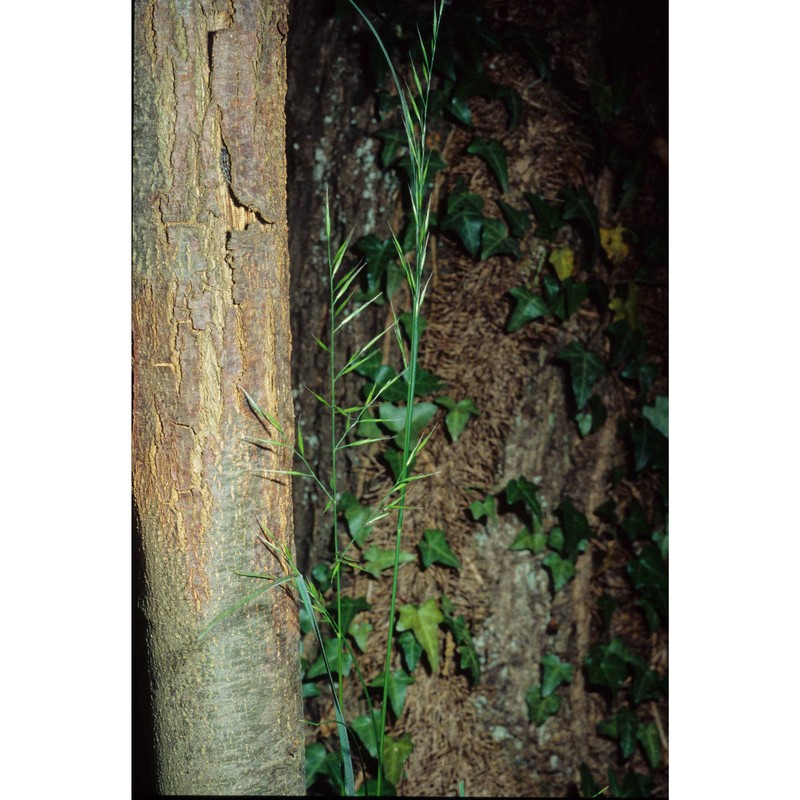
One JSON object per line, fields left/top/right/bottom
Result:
{"left": 132, "top": 0, "right": 303, "bottom": 794}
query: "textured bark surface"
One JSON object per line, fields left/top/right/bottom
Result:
{"left": 132, "top": 0, "right": 303, "bottom": 794}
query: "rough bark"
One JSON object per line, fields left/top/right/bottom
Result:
{"left": 132, "top": 0, "right": 303, "bottom": 794}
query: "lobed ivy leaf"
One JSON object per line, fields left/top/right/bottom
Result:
{"left": 504, "top": 476, "right": 542, "bottom": 523}
{"left": 440, "top": 185, "right": 485, "bottom": 257}
{"left": 643, "top": 395, "right": 668, "bottom": 439}
{"left": 361, "top": 544, "right": 416, "bottom": 578}
{"left": 496, "top": 198, "right": 531, "bottom": 239}
{"left": 523, "top": 192, "right": 565, "bottom": 240}
{"left": 525, "top": 684, "right": 561, "bottom": 726}
{"left": 557, "top": 342, "right": 605, "bottom": 411}
{"left": 543, "top": 552, "right": 576, "bottom": 592}
{"left": 369, "top": 669, "right": 415, "bottom": 719}
{"left": 418, "top": 529, "right": 462, "bottom": 570}
{"left": 467, "top": 137, "right": 510, "bottom": 193}
{"left": 435, "top": 395, "right": 480, "bottom": 441}
{"left": 507, "top": 286, "right": 550, "bottom": 332}
{"left": 397, "top": 629, "right": 423, "bottom": 673}
{"left": 540, "top": 653, "right": 574, "bottom": 697}
{"left": 481, "top": 217, "right": 520, "bottom": 260}
{"left": 396, "top": 598, "right": 444, "bottom": 672}
{"left": 381, "top": 733, "right": 414, "bottom": 787}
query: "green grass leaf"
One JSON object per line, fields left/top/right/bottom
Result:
{"left": 396, "top": 598, "right": 444, "bottom": 672}
{"left": 419, "top": 529, "right": 462, "bottom": 569}
{"left": 480, "top": 217, "right": 520, "bottom": 260}
{"left": 467, "top": 138, "right": 509, "bottom": 192}
{"left": 557, "top": 342, "right": 605, "bottom": 410}
{"left": 435, "top": 395, "right": 480, "bottom": 441}
{"left": 540, "top": 653, "right": 574, "bottom": 697}
{"left": 507, "top": 286, "right": 550, "bottom": 332}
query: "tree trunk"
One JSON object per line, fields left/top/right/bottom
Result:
{"left": 132, "top": 0, "right": 303, "bottom": 794}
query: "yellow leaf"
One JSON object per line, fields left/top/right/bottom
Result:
{"left": 549, "top": 246, "right": 575, "bottom": 281}
{"left": 600, "top": 224, "right": 630, "bottom": 264}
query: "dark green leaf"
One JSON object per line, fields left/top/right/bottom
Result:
{"left": 507, "top": 286, "right": 550, "bottom": 332}
{"left": 469, "top": 495, "right": 496, "bottom": 523}
{"left": 481, "top": 217, "right": 520, "bottom": 260}
{"left": 543, "top": 552, "right": 576, "bottom": 592}
{"left": 467, "top": 138, "right": 509, "bottom": 192}
{"left": 557, "top": 500, "right": 592, "bottom": 559}
{"left": 351, "top": 709, "right": 382, "bottom": 759}
{"left": 509, "top": 525, "right": 546, "bottom": 554}
{"left": 637, "top": 722, "right": 662, "bottom": 768}
{"left": 369, "top": 670, "right": 415, "bottom": 718}
{"left": 540, "top": 653, "right": 574, "bottom": 697}
{"left": 419, "top": 529, "right": 462, "bottom": 570}
{"left": 523, "top": 192, "right": 564, "bottom": 240}
{"left": 557, "top": 342, "right": 606, "bottom": 411}
{"left": 505, "top": 476, "right": 542, "bottom": 523}
{"left": 441, "top": 185, "right": 485, "bottom": 257}
{"left": 435, "top": 395, "right": 480, "bottom": 441}
{"left": 397, "top": 629, "right": 423, "bottom": 673}
{"left": 496, "top": 199, "right": 532, "bottom": 238}
{"left": 525, "top": 684, "right": 561, "bottom": 726}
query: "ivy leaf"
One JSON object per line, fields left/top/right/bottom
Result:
{"left": 540, "top": 653, "right": 574, "bottom": 697}
{"left": 549, "top": 246, "right": 575, "bottom": 281}
{"left": 378, "top": 401, "right": 438, "bottom": 443}
{"left": 496, "top": 199, "right": 531, "bottom": 238}
{"left": 396, "top": 599, "right": 444, "bottom": 672}
{"left": 504, "top": 476, "right": 542, "bottom": 523}
{"left": 525, "top": 685, "right": 561, "bottom": 726}
{"left": 548, "top": 277, "right": 589, "bottom": 321}
{"left": 643, "top": 395, "right": 668, "bottom": 438}
{"left": 637, "top": 722, "right": 662, "bottom": 768}
{"left": 440, "top": 185, "right": 485, "bottom": 257}
{"left": 523, "top": 192, "right": 564, "bottom": 240}
{"left": 397, "top": 630, "right": 423, "bottom": 673}
{"left": 556, "top": 500, "right": 592, "bottom": 559}
{"left": 351, "top": 709, "right": 382, "bottom": 759}
{"left": 507, "top": 286, "right": 550, "bottom": 332}
{"left": 481, "top": 218, "right": 520, "bottom": 260}
{"left": 557, "top": 342, "right": 605, "bottom": 410}
{"left": 497, "top": 85, "right": 523, "bottom": 130}
{"left": 509, "top": 525, "right": 546, "bottom": 554}
{"left": 585, "top": 640, "right": 631, "bottom": 696}
{"left": 543, "top": 552, "right": 576, "bottom": 592}
{"left": 375, "top": 127, "right": 406, "bottom": 167}
{"left": 561, "top": 185, "right": 601, "bottom": 265}
{"left": 328, "top": 595, "right": 371, "bottom": 637}
{"left": 348, "top": 620, "right": 372, "bottom": 653}
{"left": 469, "top": 495, "right": 496, "bottom": 523}
{"left": 369, "top": 670, "right": 415, "bottom": 719}
{"left": 467, "top": 138, "right": 510, "bottom": 192}
{"left": 435, "top": 395, "right": 480, "bottom": 441}
{"left": 575, "top": 394, "right": 607, "bottom": 437}
{"left": 418, "top": 529, "right": 462, "bottom": 570}
{"left": 361, "top": 545, "right": 416, "bottom": 578}
{"left": 381, "top": 733, "right": 414, "bottom": 787}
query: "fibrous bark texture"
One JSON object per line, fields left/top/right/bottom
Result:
{"left": 132, "top": 0, "right": 303, "bottom": 794}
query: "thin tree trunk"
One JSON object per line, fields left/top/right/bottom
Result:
{"left": 132, "top": 0, "right": 303, "bottom": 794}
